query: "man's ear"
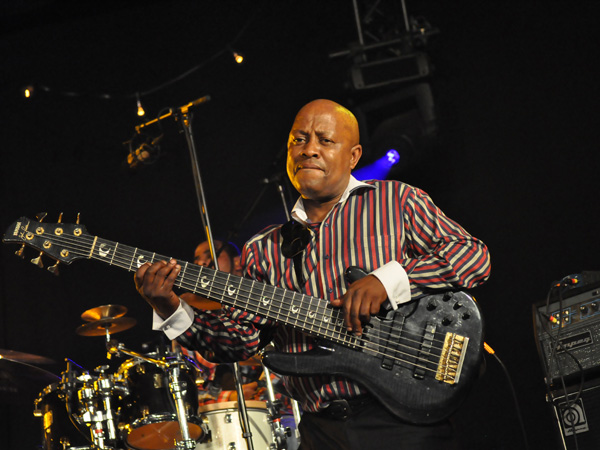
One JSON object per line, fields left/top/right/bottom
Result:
{"left": 350, "top": 144, "right": 362, "bottom": 169}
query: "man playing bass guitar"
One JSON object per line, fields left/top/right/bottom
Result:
{"left": 135, "top": 99, "right": 491, "bottom": 449}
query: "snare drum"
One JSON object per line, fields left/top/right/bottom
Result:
{"left": 118, "top": 355, "right": 203, "bottom": 450}
{"left": 197, "top": 401, "right": 273, "bottom": 450}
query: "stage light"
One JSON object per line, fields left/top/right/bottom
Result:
{"left": 136, "top": 93, "right": 145, "bottom": 116}
{"left": 23, "top": 86, "right": 34, "bottom": 98}
{"left": 233, "top": 51, "right": 244, "bottom": 64}
{"left": 386, "top": 149, "right": 400, "bottom": 165}
{"left": 353, "top": 148, "right": 402, "bottom": 181}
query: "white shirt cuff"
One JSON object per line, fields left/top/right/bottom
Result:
{"left": 152, "top": 299, "right": 195, "bottom": 340}
{"left": 371, "top": 261, "right": 411, "bottom": 309}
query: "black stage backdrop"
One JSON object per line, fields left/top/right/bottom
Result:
{"left": 1, "top": 2, "right": 599, "bottom": 449}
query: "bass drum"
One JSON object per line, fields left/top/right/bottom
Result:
{"left": 35, "top": 382, "right": 93, "bottom": 450}
{"left": 118, "top": 355, "right": 204, "bottom": 450}
{"left": 197, "top": 401, "right": 273, "bottom": 450}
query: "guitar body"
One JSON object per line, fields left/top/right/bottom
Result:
{"left": 263, "top": 291, "right": 484, "bottom": 424}
{"left": 3, "top": 216, "right": 485, "bottom": 424}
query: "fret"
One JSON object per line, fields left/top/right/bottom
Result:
{"left": 128, "top": 248, "right": 138, "bottom": 272}
{"left": 109, "top": 242, "right": 118, "bottom": 265}
{"left": 254, "top": 281, "right": 267, "bottom": 316}
{"left": 193, "top": 265, "right": 201, "bottom": 294}
{"left": 177, "top": 261, "right": 188, "bottom": 289}
{"left": 89, "top": 236, "right": 98, "bottom": 258}
{"left": 204, "top": 269, "right": 215, "bottom": 301}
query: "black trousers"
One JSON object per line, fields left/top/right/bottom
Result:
{"left": 297, "top": 401, "right": 458, "bottom": 450}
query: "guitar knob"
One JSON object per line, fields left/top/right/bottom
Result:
{"left": 442, "top": 317, "right": 452, "bottom": 326}
{"left": 47, "top": 261, "right": 60, "bottom": 276}
{"left": 453, "top": 302, "right": 463, "bottom": 310}
{"left": 443, "top": 292, "right": 453, "bottom": 302}
{"left": 426, "top": 300, "right": 438, "bottom": 311}
{"left": 15, "top": 244, "right": 26, "bottom": 258}
{"left": 31, "top": 253, "right": 44, "bottom": 268}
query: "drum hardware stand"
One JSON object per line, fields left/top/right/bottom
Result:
{"left": 231, "top": 362, "right": 256, "bottom": 450}
{"left": 260, "top": 362, "right": 290, "bottom": 450}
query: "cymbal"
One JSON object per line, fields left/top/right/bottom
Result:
{"left": 180, "top": 293, "right": 221, "bottom": 311}
{"left": 76, "top": 317, "right": 137, "bottom": 336}
{"left": 81, "top": 304, "right": 128, "bottom": 322}
{"left": 0, "top": 359, "right": 60, "bottom": 404}
{"left": 0, "top": 349, "right": 55, "bottom": 365}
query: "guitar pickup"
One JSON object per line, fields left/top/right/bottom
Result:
{"left": 413, "top": 323, "right": 436, "bottom": 379}
{"left": 436, "top": 333, "right": 469, "bottom": 384}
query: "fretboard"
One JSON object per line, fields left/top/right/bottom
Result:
{"left": 87, "top": 236, "right": 361, "bottom": 348}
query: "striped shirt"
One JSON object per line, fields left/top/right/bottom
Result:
{"left": 176, "top": 179, "right": 491, "bottom": 413}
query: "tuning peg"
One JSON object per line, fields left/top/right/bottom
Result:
{"left": 76, "top": 213, "right": 81, "bottom": 224}
{"left": 36, "top": 212, "right": 48, "bottom": 222}
{"left": 47, "top": 261, "right": 60, "bottom": 276}
{"left": 15, "top": 244, "right": 26, "bottom": 258}
{"left": 58, "top": 212, "right": 64, "bottom": 223}
{"left": 31, "top": 252, "right": 44, "bottom": 268}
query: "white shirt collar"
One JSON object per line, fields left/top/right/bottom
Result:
{"left": 291, "top": 175, "right": 371, "bottom": 225}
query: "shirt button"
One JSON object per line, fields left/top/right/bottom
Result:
{"left": 324, "top": 222, "right": 329, "bottom": 227}
{"left": 165, "top": 325, "right": 171, "bottom": 330}
{"left": 325, "top": 254, "right": 330, "bottom": 259}
{"left": 328, "top": 288, "right": 333, "bottom": 293}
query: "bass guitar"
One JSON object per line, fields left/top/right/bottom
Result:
{"left": 3, "top": 216, "right": 484, "bottom": 424}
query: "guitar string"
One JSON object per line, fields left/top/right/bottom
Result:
{"left": 28, "top": 233, "right": 458, "bottom": 375}
{"left": 31, "top": 232, "right": 468, "bottom": 375}
{"left": 173, "top": 265, "right": 449, "bottom": 372}
{"left": 34, "top": 231, "right": 448, "bottom": 348}
{"left": 31, "top": 232, "right": 454, "bottom": 373}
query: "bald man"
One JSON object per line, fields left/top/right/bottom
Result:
{"left": 136, "top": 99, "right": 491, "bottom": 449}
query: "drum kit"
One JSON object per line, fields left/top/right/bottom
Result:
{"left": 1, "top": 304, "right": 299, "bottom": 450}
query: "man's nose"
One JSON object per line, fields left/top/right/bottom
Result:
{"left": 197, "top": 257, "right": 212, "bottom": 267}
{"left": 301, "top": 137, "right": 319, "bottom": 157}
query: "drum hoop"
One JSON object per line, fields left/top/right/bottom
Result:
{"left": 198, "top": 400, "right": 267, "bottom": 413}
{"left": 128, "top": 413, "right": 201, "bottom": 429}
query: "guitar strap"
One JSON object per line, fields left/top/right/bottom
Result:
{"left": 280, "top": 219, "right": 311, "bottom": 288}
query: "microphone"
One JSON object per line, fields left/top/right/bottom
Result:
{"left": 178, "top": 95, "right": 211, "bottom": 112}
{"left": 260, "top": 171, "right": 285, "bottom": 185}
{"left": 124, "top": 135, "right": 162, "bottom": 170}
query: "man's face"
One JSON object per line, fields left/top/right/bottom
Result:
{"left": 194, "top": 241, "right": 233, "bottom": 273}
{"left": 286, "top": 101, "right": 362, "bottom": 202}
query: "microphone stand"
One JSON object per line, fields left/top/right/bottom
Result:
{"left": 133, "top": 96, "right": 255, "bottom": 450}
{"left": 175, "top": 101, "right": 255, "bottom": 450}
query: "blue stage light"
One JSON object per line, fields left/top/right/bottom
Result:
{"left": 353, "top": 149, "right": 401, "bottom": 181}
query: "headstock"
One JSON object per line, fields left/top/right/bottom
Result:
{"left": 2, "top": 213, "right": 91, "bottom": 273}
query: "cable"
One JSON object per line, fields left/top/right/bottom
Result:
{"left": 483, "top": 343, "right": 530, "bottom": 450}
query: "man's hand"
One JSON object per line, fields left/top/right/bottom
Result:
{"left": 329, "top": 275, "right": 388, "bottom": 336}
{"left": 135, "top": 259, "right": 181, "bottom": 319}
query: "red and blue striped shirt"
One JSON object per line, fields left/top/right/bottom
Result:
{"left": 176, "top": 179, "right": 490, "bottom": 413}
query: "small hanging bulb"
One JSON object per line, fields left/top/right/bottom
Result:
{"left": 232, "top": 50, "right": 244, "bottom": 64}
{"left": 23, "top": 85, "right": 34, "bottom": 98}
{"left": 136, "top": 93, "right": 145, "bottom": 116}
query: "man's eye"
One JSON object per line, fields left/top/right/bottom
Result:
{"left": 292, "top": 137, "right": 305, "bottom": 144}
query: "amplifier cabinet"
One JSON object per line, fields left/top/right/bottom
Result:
{"left": 549, "top": 378, "right": 600, "bottom": 449}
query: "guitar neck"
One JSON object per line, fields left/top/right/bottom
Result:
{"left": 89, "top": 236, "right": 354, "bottom": 346}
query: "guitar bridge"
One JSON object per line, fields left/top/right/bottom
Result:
{"left": 436, "top": 333, "right": 469, "bottom": 384}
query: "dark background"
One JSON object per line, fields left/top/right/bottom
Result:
{"left": 1, "top": 1, "right": 599, "bottom": 449}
